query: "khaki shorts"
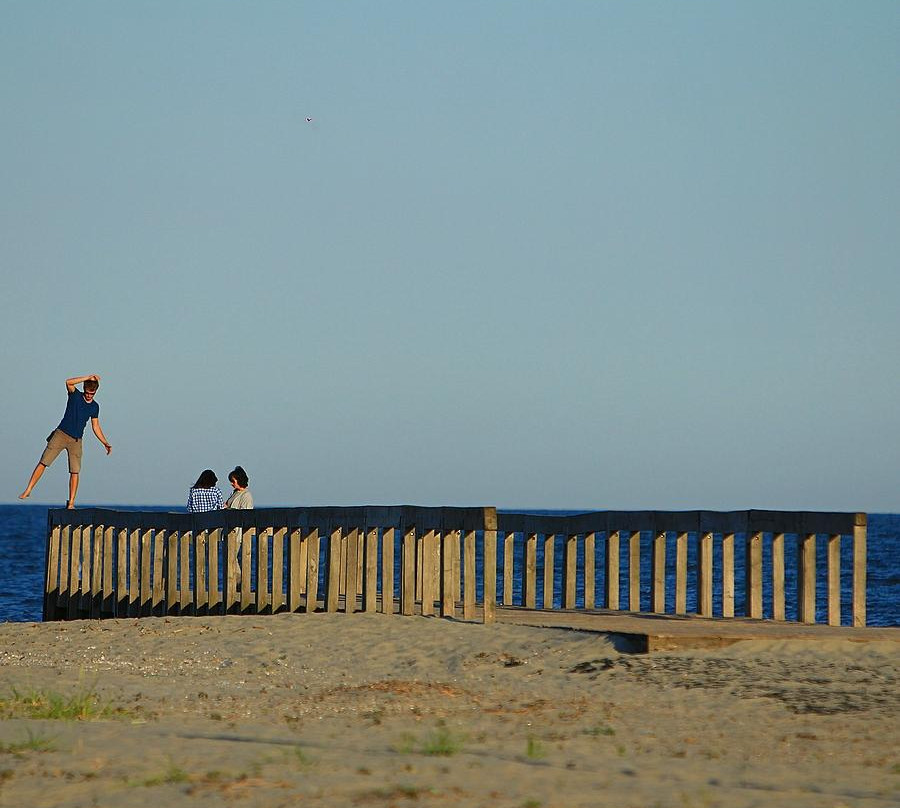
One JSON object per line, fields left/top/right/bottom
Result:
{"left": 40, "top": 429, "right": 83, "bottom": 474}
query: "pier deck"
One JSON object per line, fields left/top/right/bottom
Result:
{"left": 495, "top": 606, "right": 899, "bottom": 651}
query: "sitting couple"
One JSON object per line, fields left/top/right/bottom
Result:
{"left": 187, "top": 466, "right": 253, "bottom": 512}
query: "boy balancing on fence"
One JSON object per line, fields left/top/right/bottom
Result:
{"left": 19, "top": 374, "right": 112, "bottom": 509}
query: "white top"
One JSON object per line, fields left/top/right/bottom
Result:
{"left": 225, "top": 488, "right": 254, "bottom": 509}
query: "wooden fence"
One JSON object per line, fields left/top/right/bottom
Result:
{"left": 42, "top": 507, "right": 867, "bottom": 627}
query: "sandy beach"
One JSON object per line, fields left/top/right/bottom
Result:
{"left": 0, "top": 614, "right": 897, "bottom": 808}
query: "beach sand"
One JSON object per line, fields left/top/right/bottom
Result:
{"left": 0, "top": 614, "right": 897, "bottom": 807}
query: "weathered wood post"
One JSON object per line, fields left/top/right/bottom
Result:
{"left": 772, "top": 532, "right": 785, "bottom": 621}
{"left": 651, "top": 531, "right": 665, "bottom": 614}
{"left": 798, "top": 533, "right": 816, "bottom": 624}
{"left": 482, "top": 507, "right": 498, "bottom": 625}
{"left": 745, "top": 531, "right": 763, "bottom": 619}
{"left": 853, "top": 513, "right": 867, "bottom": 627}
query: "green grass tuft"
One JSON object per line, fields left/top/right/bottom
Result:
{"left": 0, "top": 729, "right": 56, "bottom": 756}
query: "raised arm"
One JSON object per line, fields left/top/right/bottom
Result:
{"left": 66, "top": 374, "right": 101, "bottom": 393}
{"left": 91, "top": 418, "right": 112, "bottom": 455}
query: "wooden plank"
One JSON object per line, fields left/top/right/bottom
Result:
{"left": 257, "top": 527, "right": 270, "bottom": 614}
{"left": 401, "top": 528, "right": 415, "bottom": 616}
{"left": 853, "top": 515, "right": 867, "bottom": 627}
{"left": 272, "top": 527, "right": 286, "bottom": 613}
{"left": 90, "top": 525, "right": 104, "bottom": 618}
{"left": 583, "top": 533, "right": 595, "bottom": 610}
{"left": 180, "top": 531, "right": 192, "bottom": 615}
{"left": 431, "top": 531, "right": 441, "bottom": 606}
{"left": 698, "top": 532, "right": 713, "bottom": 617}
{"left": 208, "top": 529, "right": 222, "bottom": 615}
{"left": 483, "top": 522, "right": 498, "bottom": 625}
{"left": 798, "top": 533, "right": 816, "bottom": 624}
{"left": 297, "top": 531, "right": 309, "bottom": 594}
{"left": 605, "top": 531, "right": 620, "bottom": 610}
{"left": 58, "top": 526, "right": 72, "bottom": 617}
{"left": 421, "top": 530, "right": 436, "bottom": 616}
{"left": 772, "top": 532, "right": 785, "bottom": 621}
{"left": 225, "top": 528, "right": 240, "bottom": 614}
{"left": 628, "top": 531, "right": 641, "bottom": 612}
{"left": 441, "top": 532, "right": 455, "bottom": 618}
{"left": 542, "top": 534, "right": 555, "bottom": 610}
{"left": 503, "top": 533, "right": 515, "bottom": 606}
{"left": 381, "top": 528, "right": 395, "bottom": 614}
{"left": 522, "top": 533, "right": 537, "bottom": 609}
{"left": 357, "top": 529, "right": 365, "bottom": 600}
{"left": 102, "top": 526, "right": 115, "bottom": 617}
{"left": 745, "top": 532, "right": 763, "bottom": 619}
{"left": 651, "top": 531, "right": 665, "bottom": 614}
{"left": 562, "top": 534, "right": 577, "bottom": 609}
{"left": 326, "top": 528, "right": 342, "bottom": 612}
{"left": 241, "top": 528, "right": 255, "bottom": 614}
{"left": 305, "top": 529, "right": 320, "bottom": 613}
{"left": 364, "top": 528, "right": 378, "bottom": 613}
{"left": 451, "top": 530, "right": 461, "bottom": 607}
{"left": 463, "top": 530, "right": 476, "bottom": 620}
{"left": 139, "top": 529, "right": 152, "bottom": 617}
{"left": 345, "top": 528, "right": 360, "bottom": 613}
{"left": 339, "top": 532, "right": 348, "bottom": 596}
{"left": 128, "top": 528, "right": 140, "bottom": 618}
{"left": 67, "top": 525, "right": 81, "bottom": 619}
{"left": 288, "top": 529, "right": 303, "bottom": 612}
{"left": 149, "top": 529, "right": 164, "bottom": 616}
{"left": 44, "top": 526, "right": 62, "bottom": 620}
{"left": 415, "top": 532, "right": 423, "bottom": 602}
{"left": 167, "top": 531, "right": 179, "bottom": 616}
{"left": 116, "top": 527, "right": 128, "bottom": 616}
{"left": 78, "top": 525, "right": 92, "bottom": 617}
{"left": 675, "top": 532, "right": 687, "bottom": 615}
{"left": 194, "top": 530, "right": 208, "bottom": 616}
{"left": 827, "top": 534, "right": 841, "bottom": 626}
{"left": 722, "top": 532, "right": 735, "bottom": 618}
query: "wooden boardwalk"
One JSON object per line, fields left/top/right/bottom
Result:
{"left": 43, "top": 507, "right": 875, "bottom": 641}
{"left": 494, "top": 607, "right": 900, "bottom": 652}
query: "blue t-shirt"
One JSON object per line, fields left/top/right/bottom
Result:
{"left": 57, "top": 390, "right": 100, "bottom": 440}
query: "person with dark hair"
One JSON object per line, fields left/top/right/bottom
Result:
{"left": 19, "top": 374, "right": 112, "bottom": 509}
{"left": 187, "top": 469, "right": 224, "bottom": 512}
{"left": 224, "top": 466, "right": 254, "bottom": 509}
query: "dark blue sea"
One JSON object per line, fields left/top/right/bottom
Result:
{"left": 1, "top": 504, "right": 897, "bottom": 626}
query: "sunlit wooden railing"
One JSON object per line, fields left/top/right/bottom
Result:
{"left": 42, "top": 507, "right": 866, "bottom": 626}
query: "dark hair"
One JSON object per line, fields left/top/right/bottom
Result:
{"left": 228, "top": 465, "right": 249, "bottom": 488}
{"left": 83, "top": 379, "right": 99, "bottom": 393}
{"left": 193, "top": 469, "right": 218, "bottom": 489}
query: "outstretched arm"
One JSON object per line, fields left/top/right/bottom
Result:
{"left": 66, "top": 374, "right": 101, "bottom": 393}
{"left": 91, "top": 418, "right": 112, "bottom": 454}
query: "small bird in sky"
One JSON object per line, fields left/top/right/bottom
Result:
{"left": 306, "top": 117, "right": 313, "bottom": 123}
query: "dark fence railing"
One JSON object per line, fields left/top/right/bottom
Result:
{"left": 42, "top": 507, "right": 867, "bottom": 627}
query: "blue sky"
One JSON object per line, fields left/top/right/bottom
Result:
{"left": 2, "top": 2, "right": 898, "bottom": 510}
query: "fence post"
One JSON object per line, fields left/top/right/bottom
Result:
{"left": 698, "top": 532, "right": 713, "bottom": 617}
{"left": 584, "top": 532, "right": 595, "bottom": 610}
{"left": 651, "top": 531, "right": 665, "bottom": 614}
{"left": 401, "top": 527, "right": 416, "bottom": 616}
{"left": 798, "top": 533, "right": 817, "bottom": 623}
{"left": 482, "top": 507, "right": 497, "bottom": 624}
{"left": 772, "top": 532, "right": 785, "bottom": 621}
{"left": 745, "top": 532, "right": 763, "bottom": 619}
{"left": 605, "top": 531, "right": 620, "bottom": 610}
{"left": 853, "top": 514, "right": 867, "bottom": 627}
{"left": 827, "top": 534, "right": 841, "bottom": 626}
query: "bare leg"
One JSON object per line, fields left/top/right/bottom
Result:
{"left": 67, "top": 473, "right": 79, "bottom": 509}
{"left": 19, "top": 463, "right": 47, "bottom": 499}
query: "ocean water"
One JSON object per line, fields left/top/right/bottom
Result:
{"left": 1, "top": 504, "right": 897, "bottom": 626}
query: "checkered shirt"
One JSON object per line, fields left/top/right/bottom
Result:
{"left": 187, "top": 486, "right": 224, "bottom": 512}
